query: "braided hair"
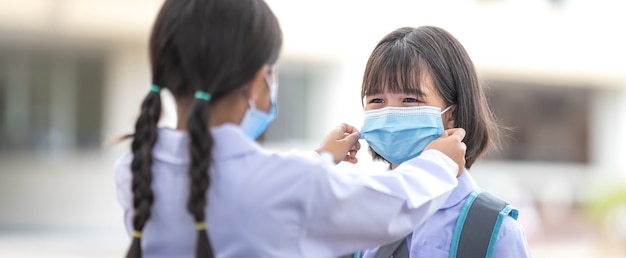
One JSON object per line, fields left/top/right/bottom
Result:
{"left": 126, "top": 0, "right": 282, "bottom": 257}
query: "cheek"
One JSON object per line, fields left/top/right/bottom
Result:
{"left": 257, "top": 89, "right": 272, "bottom": 111}
{"left": 364, "top": 103, "right": 384, "bottom": 110}
{"left": 441, "top": 114, "right": 455, "bottom": 129}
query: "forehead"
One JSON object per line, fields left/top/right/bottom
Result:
{"left": 364, "top": 68, "right": 436, "bottom": 96}
{"left": 361, "top": 41, "right": 436, "bottom": 93}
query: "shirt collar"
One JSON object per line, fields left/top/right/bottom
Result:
{"left": 153, "top": 123, "right": 261, "bottom": 165}
{"left": 441, "top": 169, "right": 478, "bottom": 209}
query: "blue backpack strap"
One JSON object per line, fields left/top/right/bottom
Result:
{"left": 449, "top": 189, "right": 518, "bottom": 258}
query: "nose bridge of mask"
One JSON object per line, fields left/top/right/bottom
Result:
{"left": 363, "top": 106, "right": 442, "bottom": 119}
{"left": 248, "top": 98, "right": 258, "bottom": 110}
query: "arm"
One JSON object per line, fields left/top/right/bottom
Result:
{"left": 298, "top": 150, "right": 458, "bottom": 257}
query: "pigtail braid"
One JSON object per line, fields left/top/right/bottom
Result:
{"left": 187, "top": 100, "right": 214, "bottom": 258}
{"left": 126, "top": 89, "right": 162, "bottom": 258}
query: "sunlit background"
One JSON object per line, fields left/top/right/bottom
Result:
{"left": 0, "top": 0, "right": 625, "bottom": 257}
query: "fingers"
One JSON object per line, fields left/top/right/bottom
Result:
{"left": 343, "top": 141, "right": 360, "bottom": 164}
{"left": 350, "top": 141, "right": 361, "bottom": 152}
{"left": 319, "top": 123, "right": 362, "bottom": 164}
{"left": 445, "top": 128, "right": 466, "bottom": 141}
{"left": 342, "top": 131, "right": 361, "bottom": 145}
{"left": 343, "top": 150, "right": 359, "bottom": 164}
{"left": 341, "top": 123, "right": 360, "bottom": 135}
{"left": 335, "top": 123, "right": 360, "bottom": 141}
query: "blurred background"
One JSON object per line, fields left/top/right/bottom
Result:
{"left": 0, "top": 0, "right": 625, "bottom": 257}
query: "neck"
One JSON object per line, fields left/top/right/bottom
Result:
{"left": 175, "top": 97, "right": 193, "bottom": 130}
{"left": 175, "top": 91, "right": 248, "bottom": 131}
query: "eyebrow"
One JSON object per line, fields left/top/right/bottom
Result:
{"left": 365, "top": 87, "right": 424, "bottom": 96}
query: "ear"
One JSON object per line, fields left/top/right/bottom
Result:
{"left": 444, "top": 105, "right": 456, "bottom": 129}
{"left": 246, "top": 65, "right": 270, "bottom": 100}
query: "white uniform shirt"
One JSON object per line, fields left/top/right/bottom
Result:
{"left": 115, "top": 124, "right": 458, "bottom": 258}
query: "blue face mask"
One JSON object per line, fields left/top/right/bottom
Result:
{"left": 360, "top": 105, "right": 452, "bottom": 164}
{"left": 240, "top": 75, "right": 278, "bottom": 139}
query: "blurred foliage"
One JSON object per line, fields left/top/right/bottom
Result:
{"left": 582, "top": 178, "right": 626, "bottom": 236}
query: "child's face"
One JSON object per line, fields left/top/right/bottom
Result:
{"left": 363, "top": 72, "right": 454, "bottom": 129}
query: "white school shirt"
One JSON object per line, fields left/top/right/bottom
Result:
{"left": 115, "top": 124, "right": 459, "bottom": 258}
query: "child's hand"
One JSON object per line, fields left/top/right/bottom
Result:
{"left": 316, "top": 123, "right": 361, "bottom": 164}
{"left": 425, "top": 128, "right": 467, "bottom": 177}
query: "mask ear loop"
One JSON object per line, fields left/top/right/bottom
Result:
{"left": 248, "top": 99, "right": 258, "bottom": 111}
{"left": 241, "top": 82, "right": 257, "bottom": 111}
{"left": 441, "top": 105, "right": 457, "bottom": 128}
{"left": 264, "top": 75, "right": 278, "bottom": 102}
{"left": 441, "top": 105, "right": 455, "bottom": 114}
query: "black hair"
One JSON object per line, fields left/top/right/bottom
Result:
{"left": 126, "top": 0, "right": 282, "bottom": 257}
{"left": 361, "top": 26, "right": 500, "bottom": 168}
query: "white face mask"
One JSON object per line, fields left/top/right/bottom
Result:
{"left": 239, "top": 75, "right": 278, "bottom": 139}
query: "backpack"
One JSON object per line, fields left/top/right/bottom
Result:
{"left": 339, "top": 189, "right": 518, "bottom": 258}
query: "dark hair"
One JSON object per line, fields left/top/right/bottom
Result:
{"left": 127, "top": 0, "right": 282, "bottom": 257}
{"left": 361, "top": 26, "right": 499, "bottom": 168}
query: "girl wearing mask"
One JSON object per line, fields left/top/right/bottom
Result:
{"left": 115, "top": 1, "right": 469, "bottom": 258}
{"left": 349, "top": 26, "right": 531, "bottom": 258}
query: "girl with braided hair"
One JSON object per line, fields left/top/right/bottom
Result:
{"left": 115, "top": 1, "right": 467, "bottom": 257}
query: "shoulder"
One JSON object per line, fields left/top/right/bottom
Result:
{"left": 493, "top": 208, "right": 531, "bottom": 257}
{"left": 114, "top": 152, "right": 133, "bottom": 182}
{"left": 114, "top": 151, "right": 133, "bottom": 167}
{"left": 211, "top": 124, "right": 335, "bottom": 174}
{"left": 497, "top": 214, "right": 528, "bottom": 242}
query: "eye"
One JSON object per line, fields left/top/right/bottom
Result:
{"left": 369, "top": 98, "right": 385, "bottom": 104}
{"left": 403, "top": 98, "right": 420, "bottom": 103}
